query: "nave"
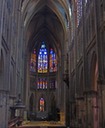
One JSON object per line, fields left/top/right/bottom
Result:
{"left": 0, "top": 0, "right": 105, "bottom": 128}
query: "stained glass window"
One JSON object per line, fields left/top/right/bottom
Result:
{"left": 30, "top": 41, "right": 57, "bottom": 90}
{"left": 40, "top": 98, "right": 44, "bottom": 112}
{"left": 38, "top": 42, "right": 48, "bottom": 73}
{"left": 30, "top": 49, "right": 36, "bottom": 72}
{"left": 37, "top": 78, "right": 47, "bottom": 89}
{"left": 49, "top": 48, "right": 57, "bottom": 72}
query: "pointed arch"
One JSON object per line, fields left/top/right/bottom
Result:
{"left": 38, "top": 42, "right": 48, "bottom": 73}
{"left": 39, "top": 97, "right": 45, "bottom": 112}
{"left": 38, "top": 94, "right": 46, "bottom": 112}
{"left": 22, "top": 0, "right": 70, "bottom": 33}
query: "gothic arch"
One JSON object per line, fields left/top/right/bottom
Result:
{"left": 22, "top": 0, "right": 72, "bottom": 60}
{"left": 38, "top": 94, "right": 47, "bottom": 111}
{"left": 22, "top": 0, "right": 70, "bottom": 32}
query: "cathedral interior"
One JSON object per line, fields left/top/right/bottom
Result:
{"left": 0, "top": 0, "right": 105, "bottom": 128}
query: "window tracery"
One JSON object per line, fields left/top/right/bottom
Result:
{"left": 37, "top": 78, "right": 47, "bottom": 89}
{"left": 38, "top": 42, "right": 48, "bottom": 73}
{"left": 30, "top": 41, "right": 57, "bottom": 90}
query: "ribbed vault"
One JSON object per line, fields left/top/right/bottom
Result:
{"left": 22, "top": 0, "right": 71, "bottom": 57}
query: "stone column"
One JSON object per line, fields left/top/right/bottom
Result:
{"left": 0, "top": 0, "right": 5, "bottom": 58}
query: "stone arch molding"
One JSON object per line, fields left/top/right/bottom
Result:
{"left": 22, "top": 0, "right": 70, "bottom": 24}
{"left": 21, "top": 0, "right": 71, "bottom": 40}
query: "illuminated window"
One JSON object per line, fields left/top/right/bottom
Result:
{"left": 49, "top": 48, "right": 57, "bottom": 72}
{"left": 37, "top": 78, "right": 47, "bottom": 89}
{"left": 30, "top": 41, "right": 57, "bottom": 90}
{"left": 30, "top": 49, "right": 36, "bottom": 72}
{"left": 40, "top": 98, "right": 45, "bottom": 112}
{"left": 38, "top": 42, "right": 48, "bottom": 73}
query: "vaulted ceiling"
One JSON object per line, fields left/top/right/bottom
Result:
{"left": 21, "top": 0, "right": 71, "bottom": 54}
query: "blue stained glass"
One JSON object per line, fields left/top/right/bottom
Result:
{"left": 38, "top": 42, "right": 48, "bottom": 73}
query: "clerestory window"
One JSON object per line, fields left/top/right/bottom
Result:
{"left": 30, "top": 41, "right": 57, "bottom": 90}
{"left": 30, "top": 41, "right": 57, "bottom": 73}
